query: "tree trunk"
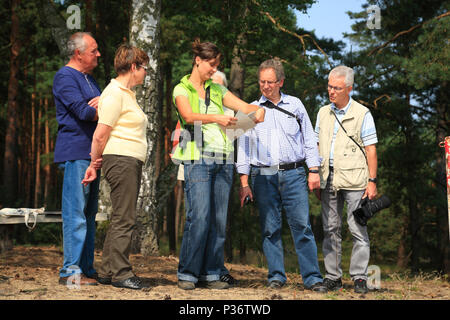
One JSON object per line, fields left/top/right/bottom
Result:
{"left": 28, "top": 59, "right": 37, "bottom": 208}
{"left": 34, "top": 100, "right": 42, "bottom": 207}
{"left": 44, "top": 98, "right": 51, "bottom": 204}
{"left": 85, "top": 0, "right": 94, "bottom": 33}
{"left": 96, "top": 0, "right": 111, "bottom": 84}
{"left": 2, "top": 0, "right": 21, "bottom": 206}
{"left": 164, "top": 62, "right": 172, "bottom": 166}
{"left": 409, "top": 196, "right": 420, "bottom": 272}
{"left": 174, "top": 180, "right": 183, "bottom": 245}
{"left": 40, "top": 0, "right": 71, "bottom": 61}
{"left": 0, "top": 226, "right": 14, "bottom": 253}
{"left": 164, "top": 61, "right": 177, "bottom": 254}
{"left": 396, "top": 214, "right": 409, "bottom": 268}
{"left": 129, "top": 0, "right": 162, "bottom": 256}
{"left": 403, "top": 94, "right": 421, "bottom": 273}
{"left": 228, "top": 32, "right": 247, "bottom": 99}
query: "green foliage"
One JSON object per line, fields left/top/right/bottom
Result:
{"left": 345, "top": 0, "right": 449, "bottom": 272}
{"left": 402, "top": 17, "right": 450, "bottom": 89}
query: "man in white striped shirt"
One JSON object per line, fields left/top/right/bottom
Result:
{"left": 315, "top": 65, "right": 378, "bottom": 294}
{"left": 236, "top": 59, "right": 326, "bottom": 293}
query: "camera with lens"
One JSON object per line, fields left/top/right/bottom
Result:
{"left": 353, "top": 195, "right": 391, "bottom": 226}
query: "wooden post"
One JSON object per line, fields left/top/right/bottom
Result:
{"left": 0, "top": 226, "right": 13, "bottom": 253}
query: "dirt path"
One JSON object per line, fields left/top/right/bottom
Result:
{"left": 0, "top": 246, "right": 449, "bottom": 300}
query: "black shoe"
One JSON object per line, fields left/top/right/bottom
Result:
{"left": 220, "top": 274, "right": 238, "bottom": 286}
{"left": 97, "top": 276, "right": 112, "bottom": 285}
{"left": 86, "top": 272, "right": 98, "bottom": 279}
{"left": 86, "top": 272, "right": 111, "bottom": 284}
{"left": 354, "top": 279, "right": 368, "bottom": 294}
{"left": 111, "top": 276, "right": 149, "bottom": 290}
{"left": 308, "top": 282, "right": 327, "bottom": 293}
{"left": 268, "top": 280, "right": 284, "bottom": 289}
{"left": 323, "top": 278, "right": 343, "bottom": 291}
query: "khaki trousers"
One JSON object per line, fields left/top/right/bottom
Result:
{"left": 99, "top": 155, "right": 143, "bottom": 282}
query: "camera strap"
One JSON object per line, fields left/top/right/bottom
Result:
{"left": 332, "top": 110, "right": 368, "bottom": 165}
{"left": 261, "top": 100, "right": 302, "bottom": 133}
{"left": 178, "top": 85, "right": 211, "bottom": 150}
{"left": 204, "top": 85, "right": 210, "bottom": 111}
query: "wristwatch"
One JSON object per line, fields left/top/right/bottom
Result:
{"left": 368, "top": 178, "right": 378, "bottom": 184}
{"left": 309, "top": 169, "right": 319, "bottom": 174}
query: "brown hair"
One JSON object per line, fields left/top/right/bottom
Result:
{"left": 258, "top": 58, "right": 285, "bottom": 81}
{"left": 192, "top": 39, "right": 221, "bottom": 66}
{"left": 114, "top": 44, "right": 149, "bottom": 75}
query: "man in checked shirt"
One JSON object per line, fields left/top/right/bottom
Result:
{"left": 236, "top": 59, "right": 326, "bottom": 293}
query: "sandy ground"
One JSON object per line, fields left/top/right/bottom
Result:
{"left": 0, "top": 246, "right": 449, "bottom": 301}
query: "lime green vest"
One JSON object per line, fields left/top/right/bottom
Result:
{"left": 172, "top": 75, "right": 227, "bottom": 161}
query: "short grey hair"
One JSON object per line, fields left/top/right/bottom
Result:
{"left": 212, "top": 70, "right": 228, "bottom": 87}
{"left": 67, "top": 32, "right": 93, "bottom": 58}
{"left": 258, "top": 58, "right": 285, "bottom": 81}
{"left": 329, "top": 65, "right": 354, "bottom": 87}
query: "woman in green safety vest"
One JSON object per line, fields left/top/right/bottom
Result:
{"left": 174, "top": 40, "right": 265, "bottom": 290}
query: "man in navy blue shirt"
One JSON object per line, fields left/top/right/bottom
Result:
{"left": 53, "top": 32, "right": 101, "bottom": 286}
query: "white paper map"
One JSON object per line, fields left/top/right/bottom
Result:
{"left": 219, "top": 111, "right": 257, "bottom": 141}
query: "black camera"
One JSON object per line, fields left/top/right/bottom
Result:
{"left": 353, "top": 195, "right": 391, "bottom": 226}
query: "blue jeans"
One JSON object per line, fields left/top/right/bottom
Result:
{"left": 251, "top": 166, "right": 323, "bottom": 288}
{"left": 178, "top": 160, "right": 234, "bottom": 283}
{"left": 59, "top": 160, "right": 99, "bottom": 278}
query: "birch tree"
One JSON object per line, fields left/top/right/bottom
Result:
{"left": 129, "top": 0, "right": 162, "bottom": 256}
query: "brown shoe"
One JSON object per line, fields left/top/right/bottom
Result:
{"left": 59, "top": 274, "right": 98, "bottom": 286}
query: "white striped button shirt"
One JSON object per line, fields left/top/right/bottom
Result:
{"left": 236, "top": 92, "right": 320, "bottom": 175}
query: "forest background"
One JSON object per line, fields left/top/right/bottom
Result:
{"left": 0, "top": 0, "right": 449, "bottom": 277}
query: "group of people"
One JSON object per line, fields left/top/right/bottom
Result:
{"left": 54, "top": 32, "right": 378, "bottom": 294}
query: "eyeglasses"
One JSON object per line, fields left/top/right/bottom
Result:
{"left": 139, "top": 65, "right": 148, "bottom": 71}
{"left": 259, "top": 80, "right": 279, "bottom": 86}
{"left": 327, "top": 84, "right": 344, "bottom": 92}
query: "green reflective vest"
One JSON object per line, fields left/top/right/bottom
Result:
{"left": 172, "top": 75, "right": 228, "bottom": 161}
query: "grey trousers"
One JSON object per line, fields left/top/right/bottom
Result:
{"left": 99, "top": 154, "right": 143, "bottom": 282}
{"left": 320, "top": 170, "right": 370, "bottom": 281}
